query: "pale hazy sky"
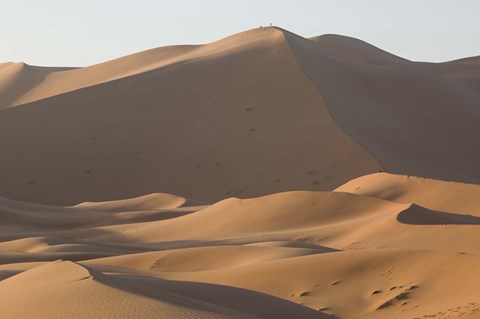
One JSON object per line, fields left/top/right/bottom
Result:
{"left": 1, "top": 0, "right": 479, "bottom": 66}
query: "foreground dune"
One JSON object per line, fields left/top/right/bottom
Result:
{"left": 0, "top": 173, "right": 479, "bottom": 318}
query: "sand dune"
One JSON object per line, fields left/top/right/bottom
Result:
{"left": 0, "top": 46, "right": 195, "bottom": 109}
{"left": 284, "top": 29, "right": 480, "bottom": 184}
{"left": 336, "top": 172, "right": 480, "bottom": 214}
{"left": 0, "top": 27, "right": 381, "bottom": 205}
{"left": 0, "top": 27, "right": 478, "bottom": 206}
{"left": 419, "top": 56, "right": 480, "bottom": 93}
{"left": 308, "top": 34, "right": 407, "bottom": 65}
{"left": 0, "top": 173, "right": 479, "bottom": 318}
{"left": 2, "top": 260, "right": 304, "bottom": 319}
{"left": 1, "top": 26, "right": 479, "bottom": 318}
{"left": 3, "top": 26, "right": 478, "bottom": 205}
{"left": 73, "top": 193, "right": 191, "bottom": 212}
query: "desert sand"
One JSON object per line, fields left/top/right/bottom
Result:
{"left": 0, "top": 27, "right": 479, "bottom": 319}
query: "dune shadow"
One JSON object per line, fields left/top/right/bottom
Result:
{"left": 397, "top": 205, "right": 480, "bottom": 225}
{"left": 89, "top": 269, "right": 340, "bottom": 319}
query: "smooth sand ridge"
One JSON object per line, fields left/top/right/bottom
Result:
{"left": 157, "top": 249, "right": 480, "bottom": 319}
{"left": 0, "top": 46, "right": 195, "bottom": 109}
{"left": 0, "top": 260, "right": 322, "bottom": 319}
{"left": 0, "top": 62, "right": 76, "bottom": 109}
{"left": 0, "top": 261, "right": 331, "bottom": 319}
{"left": 308, "top": 34, "right": 408, "bottom": 65}
{"left": 73, "top": 193, "right": 190, "bottom": 212}
{"left": 0, "top": 193, "right": 193, "bottom": 225}
{"left": 93, "top": 191, "right": 409, "bottom": 243}
{"left": 82, "top": 190, "right": 480, "bottom": 253}
{"left": 0, "top": 31, "right": 414, "bottom": 109}
{"left": 0, "top": 173, "right": 479, "bottom": 318}
{"left": 0, "top": 27, "right": 380, "bottom": 205}
{"left": 418, "top": 56, "right": 480, "bottom": 93}
{"left": 335, "top": 172, "right": 480, "bottom": 214}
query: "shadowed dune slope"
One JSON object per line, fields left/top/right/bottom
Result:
{"left": 418, "top": 56, "right": 480, "bottom": 93}
{"left": 282, "top": 28, "right": 480, "bottom": 184}
{"left": 308, "top": 34, "right": 408, "bottom": 65}
{"left": 0, "top": 62, "right": 76, "bottom": 108}
{"left": 1, "top": 260, "right": 321, "bottom": 319}
{"left": 396, "top": 204, "right": 480, "bottom": 225}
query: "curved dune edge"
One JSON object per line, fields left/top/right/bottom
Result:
{"left": 0, "top": 46, "right": 196, "bottom": 109}
{"left": 0, "top": 173, "right": 479, "bottom": 318}
{"left": 335, "top": 172, "right": 480, "bottom": 214}
{"left": 280, "top": 27, "right": 480, "bottom": 185}
{"left": 72, "top": 193, "right": 189, "bottom": 212}
{"left": 0, "top": 260, "right": 332, "bottom": 319}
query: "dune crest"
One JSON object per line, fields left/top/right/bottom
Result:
{"left": 73, "top": 193, "right": 189, "bottom": 212}
{"left": 335, "top": 172, "right": 480, "bottom": 214}
{"left": 0, "top": 27, "right": 381, "bottom": 205}
{"left": 1, "top": 27, "right": 478, "bottom": 206}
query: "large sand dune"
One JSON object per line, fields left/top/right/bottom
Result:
{"left": 2, "top": 27, "right": 479, "bottom": 206}
{"left": 1, "top": 27, "right": 479, "bottom": 318}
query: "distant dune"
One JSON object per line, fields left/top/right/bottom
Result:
{"left": 0, "top": 27, "right": 479, "bottom": 319}
{"left": 1, "top": 27, "right": 479, "bottom": 205}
